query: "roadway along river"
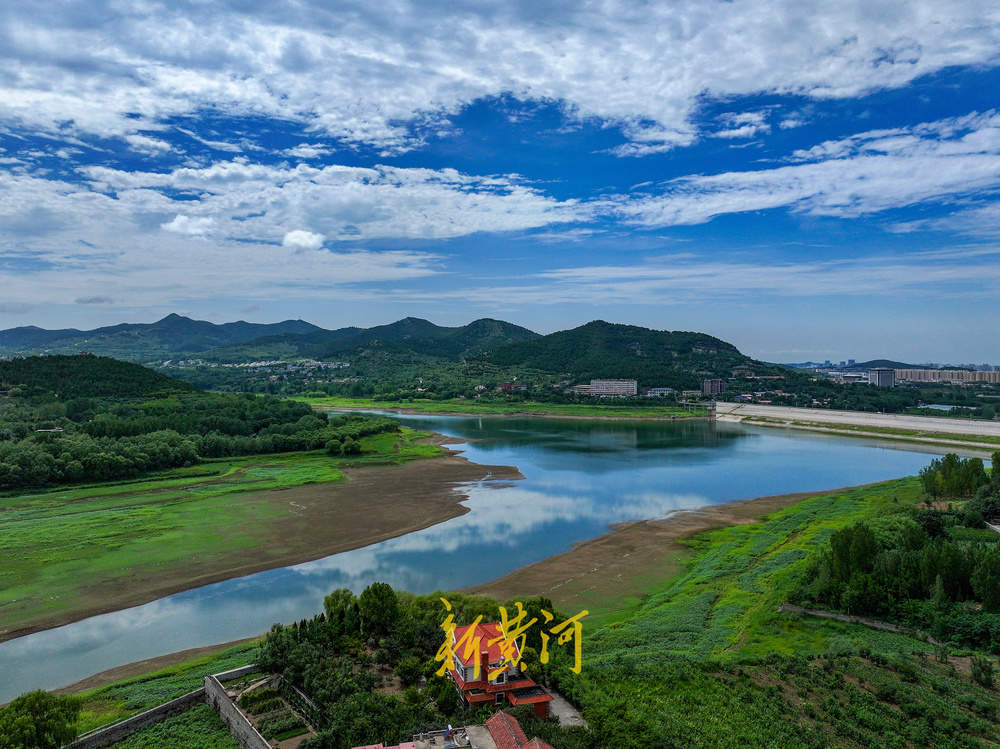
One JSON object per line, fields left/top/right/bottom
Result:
{"left": 0, "top": 415, "right": 955, "bottom": 702}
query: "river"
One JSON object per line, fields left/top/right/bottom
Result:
{"left": 0, "top": 415, "right": 946, "bottom": 701}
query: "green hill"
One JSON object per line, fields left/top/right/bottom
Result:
{"left": 480, "top": 320, "right": 764, "bottom": 388}
{"left": 0, "top": 354, "right": 197, "bottom": 398}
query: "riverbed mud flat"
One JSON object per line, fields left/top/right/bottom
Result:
{"left": 469, "top": 488, "right": 842, "bottom": 616}
{"left": 2, "top": 447, "right": 521, "bottom": 644}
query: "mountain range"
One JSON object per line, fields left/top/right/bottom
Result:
{"left": 0, "top": 314, "right": 321, "bottom": 361}
{"left": 0, "top": 314, "right": 791, "bottom": 387}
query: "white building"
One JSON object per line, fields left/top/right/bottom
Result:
{"left": 589, "top": 379, "right": 638, "bottom": 397}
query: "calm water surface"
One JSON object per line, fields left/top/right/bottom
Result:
{"left": 0, "top": 415, "right": 945, "bottom": 700}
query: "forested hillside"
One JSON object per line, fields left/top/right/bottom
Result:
{"left": 0, "top": 356, "right": 398, "bottom": 490}
{"left": 479, "top": 320, "right": 756, "bottom": 386}
{"left": 0, "top": 354, "right": 195, "bottom": 398}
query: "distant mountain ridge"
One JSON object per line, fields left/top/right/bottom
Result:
{"left": 180, "top": 316, "right": 541, "bottom": 362}
{"left": 0, "top": 314, "right": 322, "bottom": 360}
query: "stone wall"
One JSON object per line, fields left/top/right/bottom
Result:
{"left": 64, "top": 688, "right": 206, "bottom": 749}
{"left": 204, "top": 674, "right": 270, "bottom": 749}
{"left": 60, "top": 663, "right": 262, "bottom": 749}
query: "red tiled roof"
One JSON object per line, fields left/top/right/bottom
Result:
{"left": 452, "top": 622, "right": 520, "bottom": 666}
{"left": 525, "top": 740, "right": 555, "bottom": 749}
{"left": 486, "top": 711, "right": 529, "bottom": 749}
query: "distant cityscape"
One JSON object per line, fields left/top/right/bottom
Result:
{"left": 786, "top": 360, "right": 1000, "bottom": 371}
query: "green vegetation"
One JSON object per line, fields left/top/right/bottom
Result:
{"left": 159, "top": 318, "right": 785, "bottom": 400}
{"left": 107, "top": 704, "right": 239, "bottom": 749}
{"left": 72, "top": 643, "right": 259, "bottom": 733}
{"left": 0, "top": 427, "right": 441, "bottom": 637}
{"left": 0, "top": 691, "right": 81, "bottom": 748}
{"left": 0, "top": 354, "right": 194, "bottom": 399}
{"left": 919, "top": 452, "right": 991, "bottom": 497}
{"left": 255, "top": 586, "right": 591, "bottom": 749}
{"left": 294, "top": 396, "right": 707, "bottom": 419}
{"left": 794, "top": 453, "right": 1000, "bottom": 650}
{"left": 0, "top": 356, "right": 402, "bottom": 490}
{"left": 544, "top": 462, "right": 1000, "bottom": 747}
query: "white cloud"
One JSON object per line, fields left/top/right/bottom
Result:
{"left": 0, "top": 2, "right": 997, "bottom": 155}
{"left": 282, "top": 229, "right": 325, "bottom": 251}
{"left": 618, "top": 111, "right": 1000, "bottom": 226}
{"left": 174, "top": 127, "right": 246, "bottom": 153}
{"left": 283, "top": 143, "right": 334, "bottom": 159}
{"left": 713, "top": 111, "right": 771, "bottom": 139}
{"left": 81, "top": 160, "right": 585, "bottom": 241}
{"left": 161, "top": 214, "right": 215, "bottom": 236}
{"left": 379, "top": 248, "right": 1000, "bottom": 307}
{"left": 124, "top": 134, "right": 173, "bottom": 155}
{"left": 890, "top": 201, "right": 1000, "bottom": 237}
{"left": 0, "top": 170, "right": 444, "bottom": 308}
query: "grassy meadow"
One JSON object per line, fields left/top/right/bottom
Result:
{"left": 0, "top": 428, "right": 442, "bottom": 638}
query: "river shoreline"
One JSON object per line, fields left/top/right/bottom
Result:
{"left": 313, "top": 404, "right": 708, "bottom": 422}
{"left": 53, "top": 485, "right": 851, "bottom": 695}
{"left": 0, "top": 437, "right": 522, "bottom": 645}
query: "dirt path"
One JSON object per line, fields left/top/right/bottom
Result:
{"left": 778, "top": 604, "right": 940, "bottom": 644}
{"left": 2, "top": 443, "right": 522, "bottom": 643}
{"left": 469, "top": 488, "right": 844, "bottom": 614}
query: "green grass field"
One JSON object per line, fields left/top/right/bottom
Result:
{"left": 293, "top": 395, "right": 708, "bottom": 419}
{"left": 0, "top": 428, "right": 442, "bottom": 638}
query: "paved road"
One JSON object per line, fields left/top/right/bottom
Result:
{"left": 715, "top": 402, "right": 1000, "bottom": 438}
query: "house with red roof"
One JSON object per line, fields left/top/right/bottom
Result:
{"left": 485, "top": 712, "right": 555, "bottom": 749}
{"left": 445, "top": 621, "right": 554, "bottom": 718}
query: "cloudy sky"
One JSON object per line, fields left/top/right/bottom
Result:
{"left": 2, "top": 1, "right": 999, "bottom": 362}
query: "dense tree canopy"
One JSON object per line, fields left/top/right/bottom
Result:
{"left": 0, "top": 691, "right": 80, "bottom": 749}
{"left": 0, "top": 376, "right": 399, "bottom": 489}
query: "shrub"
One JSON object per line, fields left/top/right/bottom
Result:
{"left": 971, "top": 656, "right": 995, "bottom": 689}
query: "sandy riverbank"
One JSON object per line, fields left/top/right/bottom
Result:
{"left": 1, "top": 439, "right": 522, "bottom": 644}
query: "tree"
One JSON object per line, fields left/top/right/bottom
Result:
{"left": 395, "top": 655, "right": 423, "bottom": 686}
{"left": 0, "top": 691, "right": 80, "bottom": 749}
{"left": 971, "top": 656, "right": 995, "bottom": 689}
{"left": 323, "top": 588, "right": 360, "bottom": 634}
{"left": 972, "top": 553, "right": 1000, "bottom": 613}
{"left": 358, "top": 582, "right": 399, "bottom": 638}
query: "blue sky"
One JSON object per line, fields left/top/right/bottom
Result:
{"left": 1, "top": 1, "right": 999, "bottom": 363}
